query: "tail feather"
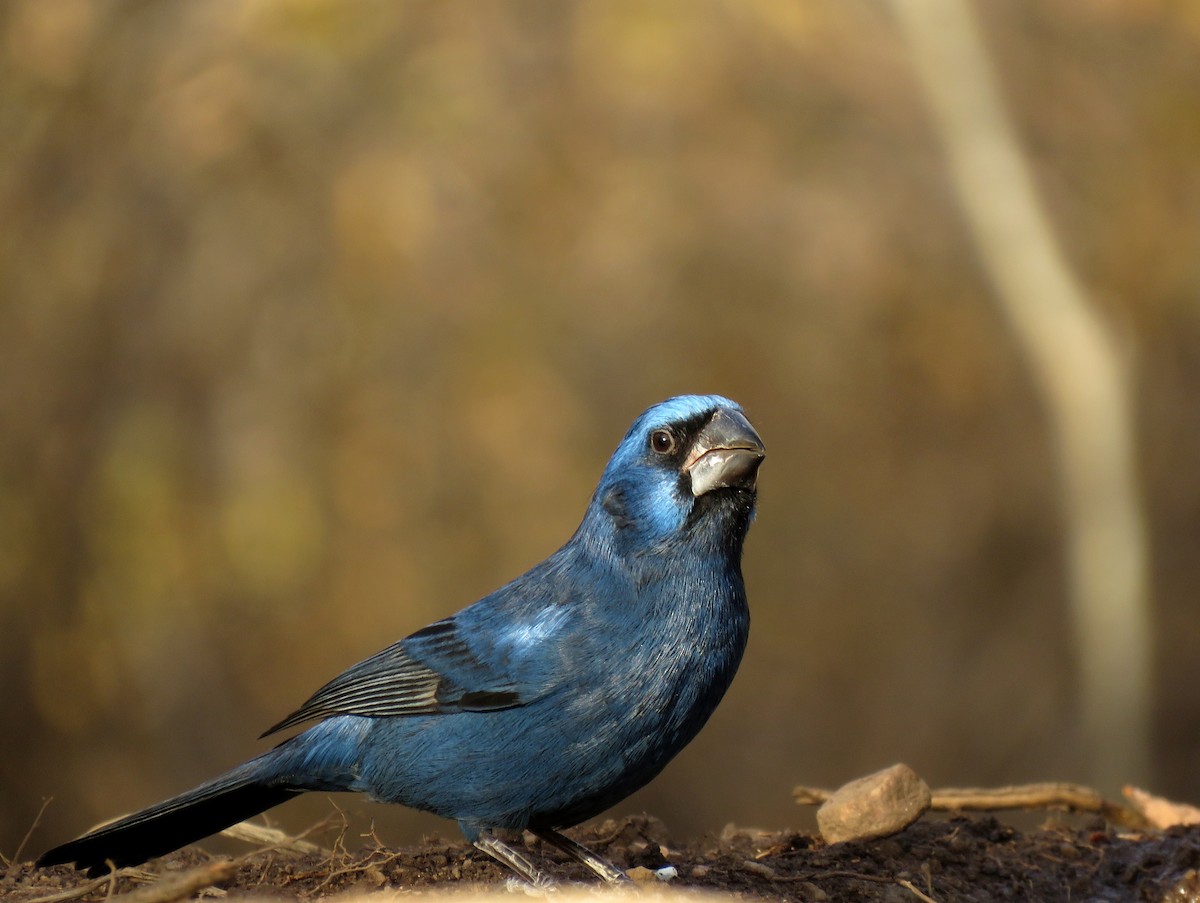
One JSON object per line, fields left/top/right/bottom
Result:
{"left": 37, "top": 769, "right": 299, "bottom": 877}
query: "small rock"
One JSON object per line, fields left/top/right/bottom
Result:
{"left": 798, "top": 881, "right": 828, "bottom": 901}
{"left": 626, "top": 866, "right": 658, "bottom": 883}
{"left": 816, "top": 763, "right": 932, "bottom": 843}
{"left": 741, "top": 860, "right": 777, "bottom": 879}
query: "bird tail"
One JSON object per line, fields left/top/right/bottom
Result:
{"left": 37, "top": 760, "right": 299, "bottom": 877}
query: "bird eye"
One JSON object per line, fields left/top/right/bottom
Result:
{"left": 649, "top": 429, "right": 676, "bottom": 455}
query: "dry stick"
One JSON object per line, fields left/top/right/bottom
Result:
{"left": 21, "top": 873, "right": 119, "bottom": 903}
{"left": 775, "top": 870, "right": 897, "bottom": 885}
{"left": 793, "top": 781, "right": 1151, "bottom": 830}
{"left": 25, "top": 865, "right": 225, "bottom": 903}
{"left": 898, "top": 877, "right": 941, "bottom": 903}
{"left": 220, "top": 820, "right": 326, "bottom": 855}
{"left": 232, "top": 819, "right": 344, "bottom": 888}
{"left": 306, "top": 847, "right": 408, "bottom": 897}
{"left": 21, "top": 869, "right": 158, "bottom": 903}
{"left": 6, "top": 796, "right": 53, "bottom": 874}
{"left": 777, "top": 870, "right": 938, "bottom": 901}
{"left": 29, "top": 816, "right": 336, "bottom": 903}
{"left": 107, "top": 860, "right": 237, "bottom": 903}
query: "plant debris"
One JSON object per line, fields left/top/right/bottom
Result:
{"left": 6, "top": 811, "right": 1200, "bottom": 902}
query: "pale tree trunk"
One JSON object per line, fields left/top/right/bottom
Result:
{"left": 889, "top": 0, "right": 1153, "bottom": 790}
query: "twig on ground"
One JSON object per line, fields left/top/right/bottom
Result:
{"left": 35, "top": 807, "right": 348, "bottom": 903}
{"left": 219, "top": 821, "right": 325, "bottom": 855}
{"left": 794, "top": 781, "right": 1151, "bottom": 830}
{"left": 775, "top": 870, "right": 895, "bottom": 885}
{"left": 898, "top": 877, "right": 941, "bottom": 903}
{"left": 21, "top": 868, "right": 155, "bottom": 903}
{"left": 1123, "top": 786, "right": 1200, "bottom": 829}
{"left": 107, "top": 860, "right": 236, "bottom": 903}
{"left": 22, "top": 873, "right": 114, "bottom": 903}
{"left": 303, "top": 847, "right": 405, "bottom": 897}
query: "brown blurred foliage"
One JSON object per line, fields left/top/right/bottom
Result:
{"left": 2, "top": 0, "right": 1199, "bottom": 857}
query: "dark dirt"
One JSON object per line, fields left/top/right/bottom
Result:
{"left": 7, "top": 814, "right": 1200, "bottom": 902}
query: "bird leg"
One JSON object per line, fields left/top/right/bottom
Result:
{"left": 528, "top": 827, "right": 630, "bottom": 884}
{"left": 473, "top": 831, "right": 554, "bottom": 887}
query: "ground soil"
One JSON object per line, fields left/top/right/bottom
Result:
{"left": 7, "top": 813, "right": 1200, "bottom": 902}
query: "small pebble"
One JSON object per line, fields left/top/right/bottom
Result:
{"left": 741, "top": 859, "right": 777, "bottom": 879}
{"left": 817, "top": 763, "right": 932, "bottom": 844}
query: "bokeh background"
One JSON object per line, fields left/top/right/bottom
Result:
{"left": 3, "top": 0, "right": 1199, "bottom": 857}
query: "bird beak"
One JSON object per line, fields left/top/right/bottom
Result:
{"left": 684, "top": 408, "right": 766, "bottom": 497}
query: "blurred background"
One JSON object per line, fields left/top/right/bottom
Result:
{"left": 3, "top": 0, "right": 1199, "bottom": 857}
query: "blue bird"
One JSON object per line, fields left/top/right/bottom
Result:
{"left": 38, "top": 395, "right": 765, "bottom": 885}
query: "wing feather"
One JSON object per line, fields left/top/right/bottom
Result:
{"left": 261, "top": 617, "right": 525, "bottom": 736}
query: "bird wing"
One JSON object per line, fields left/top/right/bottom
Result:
{"left": 260, "top": 616, "right": 530, "bottom": 737}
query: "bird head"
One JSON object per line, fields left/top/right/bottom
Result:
{"left": 587, "top": 395, "right": 765, "bottom": 556}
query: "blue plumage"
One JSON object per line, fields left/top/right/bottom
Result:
{"left": 38, "top": 394, "right": 765, "bottom": 884}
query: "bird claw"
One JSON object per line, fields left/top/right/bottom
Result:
{"left": 503, "top": 875, "right": 559, "bottom": 895}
